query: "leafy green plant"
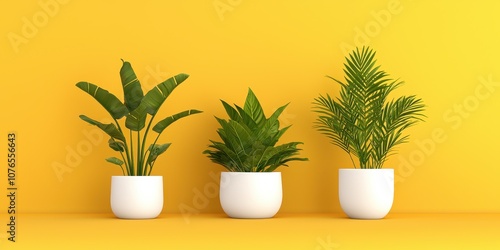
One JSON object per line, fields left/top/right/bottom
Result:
{"left": 76, "top": 60, "right": 202, "bottom": 176}
{"left": 313, "top": 47, "right": 425, "bottom": 169}
{"left": 203, "top": 88, "right": 308, "bottom": 172}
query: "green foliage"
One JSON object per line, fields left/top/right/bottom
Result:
{"left": 203, "top": 89, "right": 308, "bottom": 172}
{"left": 76, "top": 60, "right": 202, "bottom": 176}
{"left": 313, "top": 47, "right": 425, "bottom": 169}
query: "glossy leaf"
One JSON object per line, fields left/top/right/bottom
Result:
{"left": 142, "top": 73, "right": 189, "bottom": 115}
{"left": 152, "top": 109, "right": 202, "bottom": 133}
{"left": 146, "top": 143, "right": 171, "bottom": 165}
{"left": 243, "top": 88, "right": 265, "bottom": 125}
{"left": 120, "top": 60, "right": 144, "bottom": 111}
{"left": 125, "top": 105, "right": 147, "bottom": 131}
{"left": 108, "top": 138, "right": 125, "bottom": 152}
{"left": 76, "top": 81, "right": 128, "bottom": 119}
{"left": 79, "top": 115, "right": 125, "bottom": 142}
{"left": 106, "top": 157, "right": 124, "bottom": 166}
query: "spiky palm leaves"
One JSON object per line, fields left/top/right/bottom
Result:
{"left": 204, "top": 89, "right": 308, "bottom": 172}
{"left": 313, "top": 47, "right": 425, "bottom": 169}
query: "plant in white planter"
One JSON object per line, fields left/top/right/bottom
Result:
{"left": 76, "top": 60, "right": 202, "bottom": 219}
{"left": 313, "top": 47, "right": 425, "bottom": 219}
{"left": 203, "top": 88, "right": 308, "bottom": 218}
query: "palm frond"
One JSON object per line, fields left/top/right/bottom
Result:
{"left": 313, "top": 46, "right": 425, "bottom": 169}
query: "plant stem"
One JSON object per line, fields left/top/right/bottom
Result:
{"left": 146, "top": 133, "right": 162, "bottom": 176}
{"left": 119, "top": 165, "right": 125, "bottom": 175}
{"left": 114, "top": 118, "right": 133, "bottom": 175}
{"left": 129, "top": 129, "right": 135, "bottom": 176}
{"left": 136, "top": 130, "right": 142, "bottom": 176}
{"left": 140, "top": 115, "right": 155, "bottom": 176}
{"left": 348, "top": 152, "right": 357, "bottom": 169}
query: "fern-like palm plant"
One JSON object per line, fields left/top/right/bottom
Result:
{"left": 76, "top": 60, "right": 202, "bottom": 176}
{"left": 203, "top": 88, "right": 308, "bottom": 172}
{"left": 313, "top": 47, "right": 425, "bottom": 169}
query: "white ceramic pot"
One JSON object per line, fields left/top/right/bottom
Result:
{"left": 110, "top": 176, "right": 163, "bottom": 219}
{"left": 219, "top": 172, "right": 282, "bottom": 219}
{"left": 338, "top": 169, "right": 394, "bottom": 219}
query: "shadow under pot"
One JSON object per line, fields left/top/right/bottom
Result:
{"left": 219, "top": 172, "right": 282, "bottom": 219}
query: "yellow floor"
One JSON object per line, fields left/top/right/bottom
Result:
{"left": 1, "top": 213, "right": 499, "bottom": 250}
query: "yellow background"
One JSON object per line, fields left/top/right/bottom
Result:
{"left": 1, "top": 0, "right": 500, "bottom": 215}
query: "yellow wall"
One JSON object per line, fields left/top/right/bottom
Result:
{"left": 1, "top": 0, "right": 500, "bottom": 214}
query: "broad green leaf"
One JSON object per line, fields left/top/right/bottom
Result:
{"left": 225, "top": 120, "right": 253, "bottom": 155}
{"left": 120, "top": 60, "right": 144, "bottom": 111}
{"left": 152, "top": 109, "right": 202, "bottom": 133}
{"left": 106, "top": 157, "right": 124, "bottom": 166}
{"left": 142, "top": 73, "right": 189, "bottom": 115}
{"left": 221, "top": 100, "right": 242, "bottom": 122}
{"left": 76, "top": 81, "right": 128, "bottom": 119}
{"left": 108, "top": 138, "right": 125, "bottom": 152}
{"left": 79, "top": 115, "right": 125, "bottom": 141}
{"left": 125, "top": 105, "right": 147, "bottom": 131}
{"left": 235, "top": 105, "right": 258, "bottom": 130}
{"left": 146, "top": 143, "right": 171, "bottom": 165}
{"left": 243, "top": 88, "right": 265, "bottom": 125}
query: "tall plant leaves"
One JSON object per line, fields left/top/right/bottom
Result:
{"left": 76, "top": 60, "right": 202, "bottom": 176}
{"left": 76, "top": 82, "right": 128, "bottom": 119}
{"left": 313, "top": 46, "right": 425, "bottom": 169}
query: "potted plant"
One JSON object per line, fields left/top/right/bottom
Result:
{"left": 76, "top": 60, "right": 202, "bottom": 219}
{"left": 313, "top": 47, "right": 425, "bottom": 219}
{"left": 203, "top": 88, "right": 308, "bottom": 219}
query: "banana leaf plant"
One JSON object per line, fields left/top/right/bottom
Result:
{"left": 313, "top": 46, "right": 425, "bottom": 169}
{"left": 203, "top": 88, "right": 308, "bottom": 172}
{"left": 76, "top": 60, "right": 202, "bottom": 176}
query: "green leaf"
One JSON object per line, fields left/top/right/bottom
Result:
{"left": 235, "top": 105, "right": 258, "bottom": 131}
{"left": 106, "top": 157, "right": 124, "bottom": 166}
{"left": 221, "top": 100, "right": 242, "bottom": 122}
{"left": 203, "top": 141, "right": 243, "bottom": 172}
{"left": 147, "top": 143, "right": 171, "bottom": 165}
{"left": 76, "top": 81, "right": 129, "bottom": 119}
{"left": 243, "top": 88, "right": 265, "bottom": 125}
{"left": 120, "top": 60, "right": 144, "bottom": 111}
{"left": 125, "top": 105, "right": 147, "bottom": 131}
{"left": 152, "top": 109, "right": 203, "bottom": 133}
{"left": 79, "top": 115, "right": 125, "bottom": 141}
{"left": 142, "top": 73, "right": 189, "bottom": 115}
{"left": 108, "top": 138, "right": 125, "bottom": 152}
